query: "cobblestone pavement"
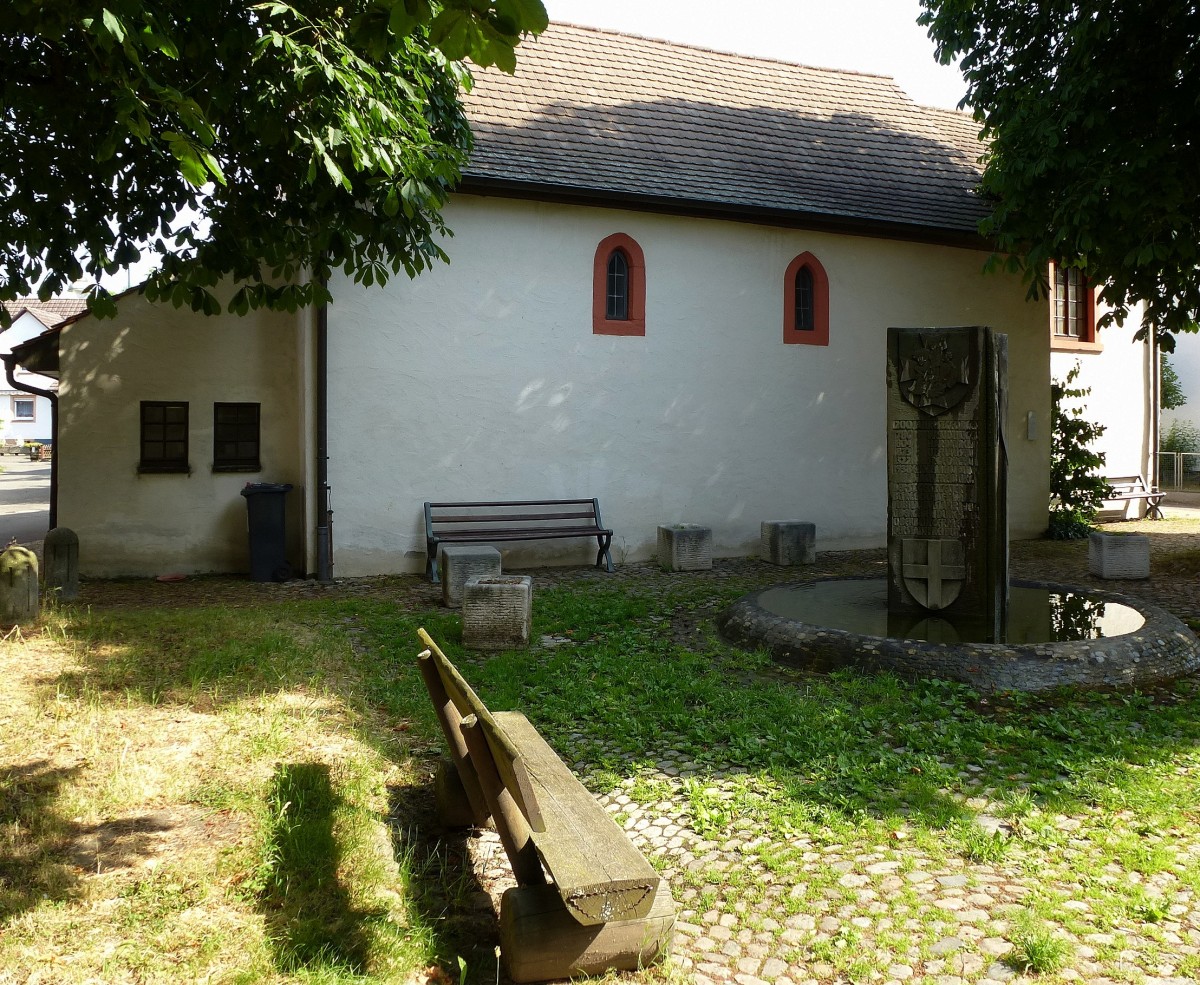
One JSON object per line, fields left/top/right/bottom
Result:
{"left": 71, "top": 519, "right": 1200, "bottom": 985}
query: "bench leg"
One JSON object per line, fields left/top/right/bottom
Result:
{"left": 595, "top": 534, "right": 614, "bottom": 572}
{"left": 500, "top": 882, "right": 675, "bottom": 983}
{"left": 427, "top": 540, "right": 440, "bottom": 583}
{"left": 1148, "top": 499, "right": 1165, "bottom": 520}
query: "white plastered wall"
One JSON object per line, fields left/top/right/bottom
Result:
{"left": 327, "top": 195, "right": 1052, "bottom": 576}
{"left": 1050, "top": 302, "right": 1153, "bottom": 515}
{"left": 57, "top": 295, "right": 308, "bottom": 576}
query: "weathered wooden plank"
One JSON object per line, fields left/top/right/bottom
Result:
{"left": 417, "top": 649, "right": 489, "bottom": 827}
{"left": 493, "top": 712, "right": 661, "bottom": 925}
{"left": 417, "top": 628, "right": 545, "bottom": 832}
{"left": 460, "top": 714, "right": 547, "bottom": 888}
{"left": 499, "top": 881, "right": 675, "bottom": 984}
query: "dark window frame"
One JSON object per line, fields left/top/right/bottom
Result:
{"left": 138, "top": 400, "right": 190, "bottom": 473}
{"left": 212, "top": 402, "right": 262, "bottom": 473}
{"left": 606, "top": 249, "right": 630, "bottom": 321}
{"left": 1049, "top": 262, "right": 1100, "bottom": 352}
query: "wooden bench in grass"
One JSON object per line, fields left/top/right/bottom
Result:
{"left": 416, "top": 628, "right": 674, "bottom": 983}
{"left": 423, "top": 499, "right": 614, "bottom": 582}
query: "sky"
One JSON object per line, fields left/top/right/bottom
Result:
{"left": 542, "top": 0, "right": 968, "bottom": 110}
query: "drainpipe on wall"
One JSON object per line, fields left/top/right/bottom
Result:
{"left": 315, "top": 292, "right": 334, "bottom": 583}
{"left": 3, "top": 355, "right": 57, "bottom": 530}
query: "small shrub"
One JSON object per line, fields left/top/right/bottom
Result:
{"left": 1161, "top": 419, "right": 1200, "bottom": 453}
{"left": 1048, "top": 363, "right": 1108, "bottom": 539}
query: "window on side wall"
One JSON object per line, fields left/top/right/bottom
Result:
{"left": 139, "top": 401, "right": 189, "bottom": 473}
{"left": 592, "top": 233, "right": 646, "bottom": 336}
{"left": 1050, "top": 262, "right": 1100, "bottom": 351}
{"left": 783, "top": 252, "right": 830, "bottom": 346}
{"left": 213, "top": 402, "right": 261, "bottom": 472}
{"left": 11, "top": 397, "right": 34, "bottom": 421}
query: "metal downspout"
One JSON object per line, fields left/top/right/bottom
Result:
{"left": 1150, "top": 323, "right": 1161, "bottom": 493}
{"left": 315, "top": 294, "right": 333, "bottom": 583}
{"left": 3, "top": 355, "right": 57, "bottom": 529}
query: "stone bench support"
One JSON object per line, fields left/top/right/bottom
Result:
{"left": 657, "top": 524, "right": 712, "bottom": 571}
{"left": 440, "top": 544, "right": 502, "bottom": 607}
{"left": 463, "top": 574, "right": 533, "bottom": 649}
{"left": 761, "top": 521, "right": 816, "bottom": 566}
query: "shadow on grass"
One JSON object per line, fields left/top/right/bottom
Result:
{"left": 388, "top": 780, "right": 500, "bottom": 985}
{"left": 257, "top": 762, "right": 370, "bottom": 976}
{"left": 0, "top": 759, "right": 81, "bottom": 920}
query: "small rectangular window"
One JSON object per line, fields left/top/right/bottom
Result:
{"left": 11, "top": 397, "right": 34, "bottom": 421}
{"left": 139, "top": 401, "right": 189, "bottom": 472}
{"left": 213, "top": 402, "right": 261, "bottom": 472}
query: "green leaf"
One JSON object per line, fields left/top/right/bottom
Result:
{"left": 101, "top": 8, "right": 126, "bottom": 43}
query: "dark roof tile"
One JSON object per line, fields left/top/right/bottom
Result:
{"left": 463, "top": 23, "right": 985, "bottom": 236}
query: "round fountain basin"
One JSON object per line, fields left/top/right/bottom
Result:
{"left": 717, "top": 577, "right": 1200, "bottom": 692}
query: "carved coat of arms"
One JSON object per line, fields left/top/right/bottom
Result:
{"left": 897, "top": 332, "right": 974, "bottom": 416}
{"left": 901, "top": 538, "right": 966, "bottom": 610}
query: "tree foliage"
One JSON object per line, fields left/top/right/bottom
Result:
{"left": 1048, "top": 363, "right": 1109, "bottom": 539}
{"left": 0, "top": 0, "right": 547, "bottom": 326}
{"left": 1161, "top": 354, "right": 1188, "bottom": 411}
{"left": 918, "top": 1, "right": 1200, "bottom": 348}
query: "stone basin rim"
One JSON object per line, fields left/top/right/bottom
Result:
{"left": 716, "top": 576, "right": 1200, "bottom": 693}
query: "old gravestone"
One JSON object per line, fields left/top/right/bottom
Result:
{"left": 886, "top": 326, "right": 1008, "bottom": 640}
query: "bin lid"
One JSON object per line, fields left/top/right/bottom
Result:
{"left": 240, "top": 482, "right": 294, "bottom": 497}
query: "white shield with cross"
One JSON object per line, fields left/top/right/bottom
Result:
{"left": 901, "top": 538, "right": 966, "bottom": 610}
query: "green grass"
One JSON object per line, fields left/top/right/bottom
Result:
{"left": 3, "top": 558, "right": 1200, "bottom": 983}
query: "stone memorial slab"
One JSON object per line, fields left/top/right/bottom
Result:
{"left": 886, "top": 326, "right": 1008, "bottom": 639}
{"left": 0, "top": 545, "right": 39, "bottom": 627}
{"left": 44, "top": 527, "right": 80, "bottom": 601}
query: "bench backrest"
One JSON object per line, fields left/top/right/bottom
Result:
{"left": 1106, "top": 475, "right": 1149, "bottom": 495}
{"left": 425, "top": 498, "right": 603, "bottom": 535}
{"left": 416, "top": 628, "right": 545, "bottom": 831}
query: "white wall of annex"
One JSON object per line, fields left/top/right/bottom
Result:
{"left": 1050, "top": 305, "right": 1153, "bottom": 512}
{"left": 57, "top": 296, "right": 307, "bottom": 577}
{"left": 327, "top": 195, "right": 1051, "bottom": 576}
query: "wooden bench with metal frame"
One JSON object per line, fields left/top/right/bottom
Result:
{"left": 416, "top": 628, "right": 674, "bottom": 983}
{"left": 423, "top": 498, "right": 614, "bottom": 582}
{"left": 1104, "top": 474, "right": 1165, "bottom": 520}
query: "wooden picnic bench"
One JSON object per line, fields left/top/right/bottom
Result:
{"left": 1104, "top": 475, "right": 1165, "bottom": 520}
{"left": 423, "top": 498, "right": 614, "bottom": 582}
{"left": 416, "top": 628, "right": 674, "bottom": 983}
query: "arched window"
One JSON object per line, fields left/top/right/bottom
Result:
{"left": 783, "top": 251, "right": 829, "bottom": 346}
{"left": 593, "top": 233, "right": 645, "bottom": 336}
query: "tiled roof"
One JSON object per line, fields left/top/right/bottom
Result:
{"left": 2, "top": 298, "right": 89, "bottom": 330}
{"left": 463, "top": 23, "right": 986, "bottom": 238}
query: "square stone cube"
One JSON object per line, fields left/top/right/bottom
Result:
{"left": 440, "top": 545, "right": 502, "bottom": 607}
{"left": 463, "top": 575, "right": 533, "bottom": 650}
{"left": 760, "top": 521, "right": 816, "bottom": 566}
{"left": 1088, "top": 532, "right": 1150, "bottom": 579}
{"left": 657, "top": 524, "right": 712, "bottom": 571}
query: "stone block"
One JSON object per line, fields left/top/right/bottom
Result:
{"left": 462, "top": 574, "right": 532, "bottom": 649}
{"left": 760, "top": 521, "right": 816, "bottom": 565}
{"left": 440, "top": 545, "right": 501, "bottom": 607}
{"left": 44, "top": 527, "right": 80, "bottom": 601}
{"left": 1089, "top": 532, "right": 1150, "bottom": 579}
{"left": 0, "top": 545, "right": 39, "bottom": 627}
{"left": 657, "top": 524, "right": 712, "bottom": 571}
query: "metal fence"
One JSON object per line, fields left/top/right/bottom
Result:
{"left": 1158, "top": 451, "right": 1200, "bottom": 490}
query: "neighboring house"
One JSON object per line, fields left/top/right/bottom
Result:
{"left": 13, "top": 24, "right": 1154, "bottom": 577}
{"left": 0, "top": 298, "right": 85, "bottom": 449}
